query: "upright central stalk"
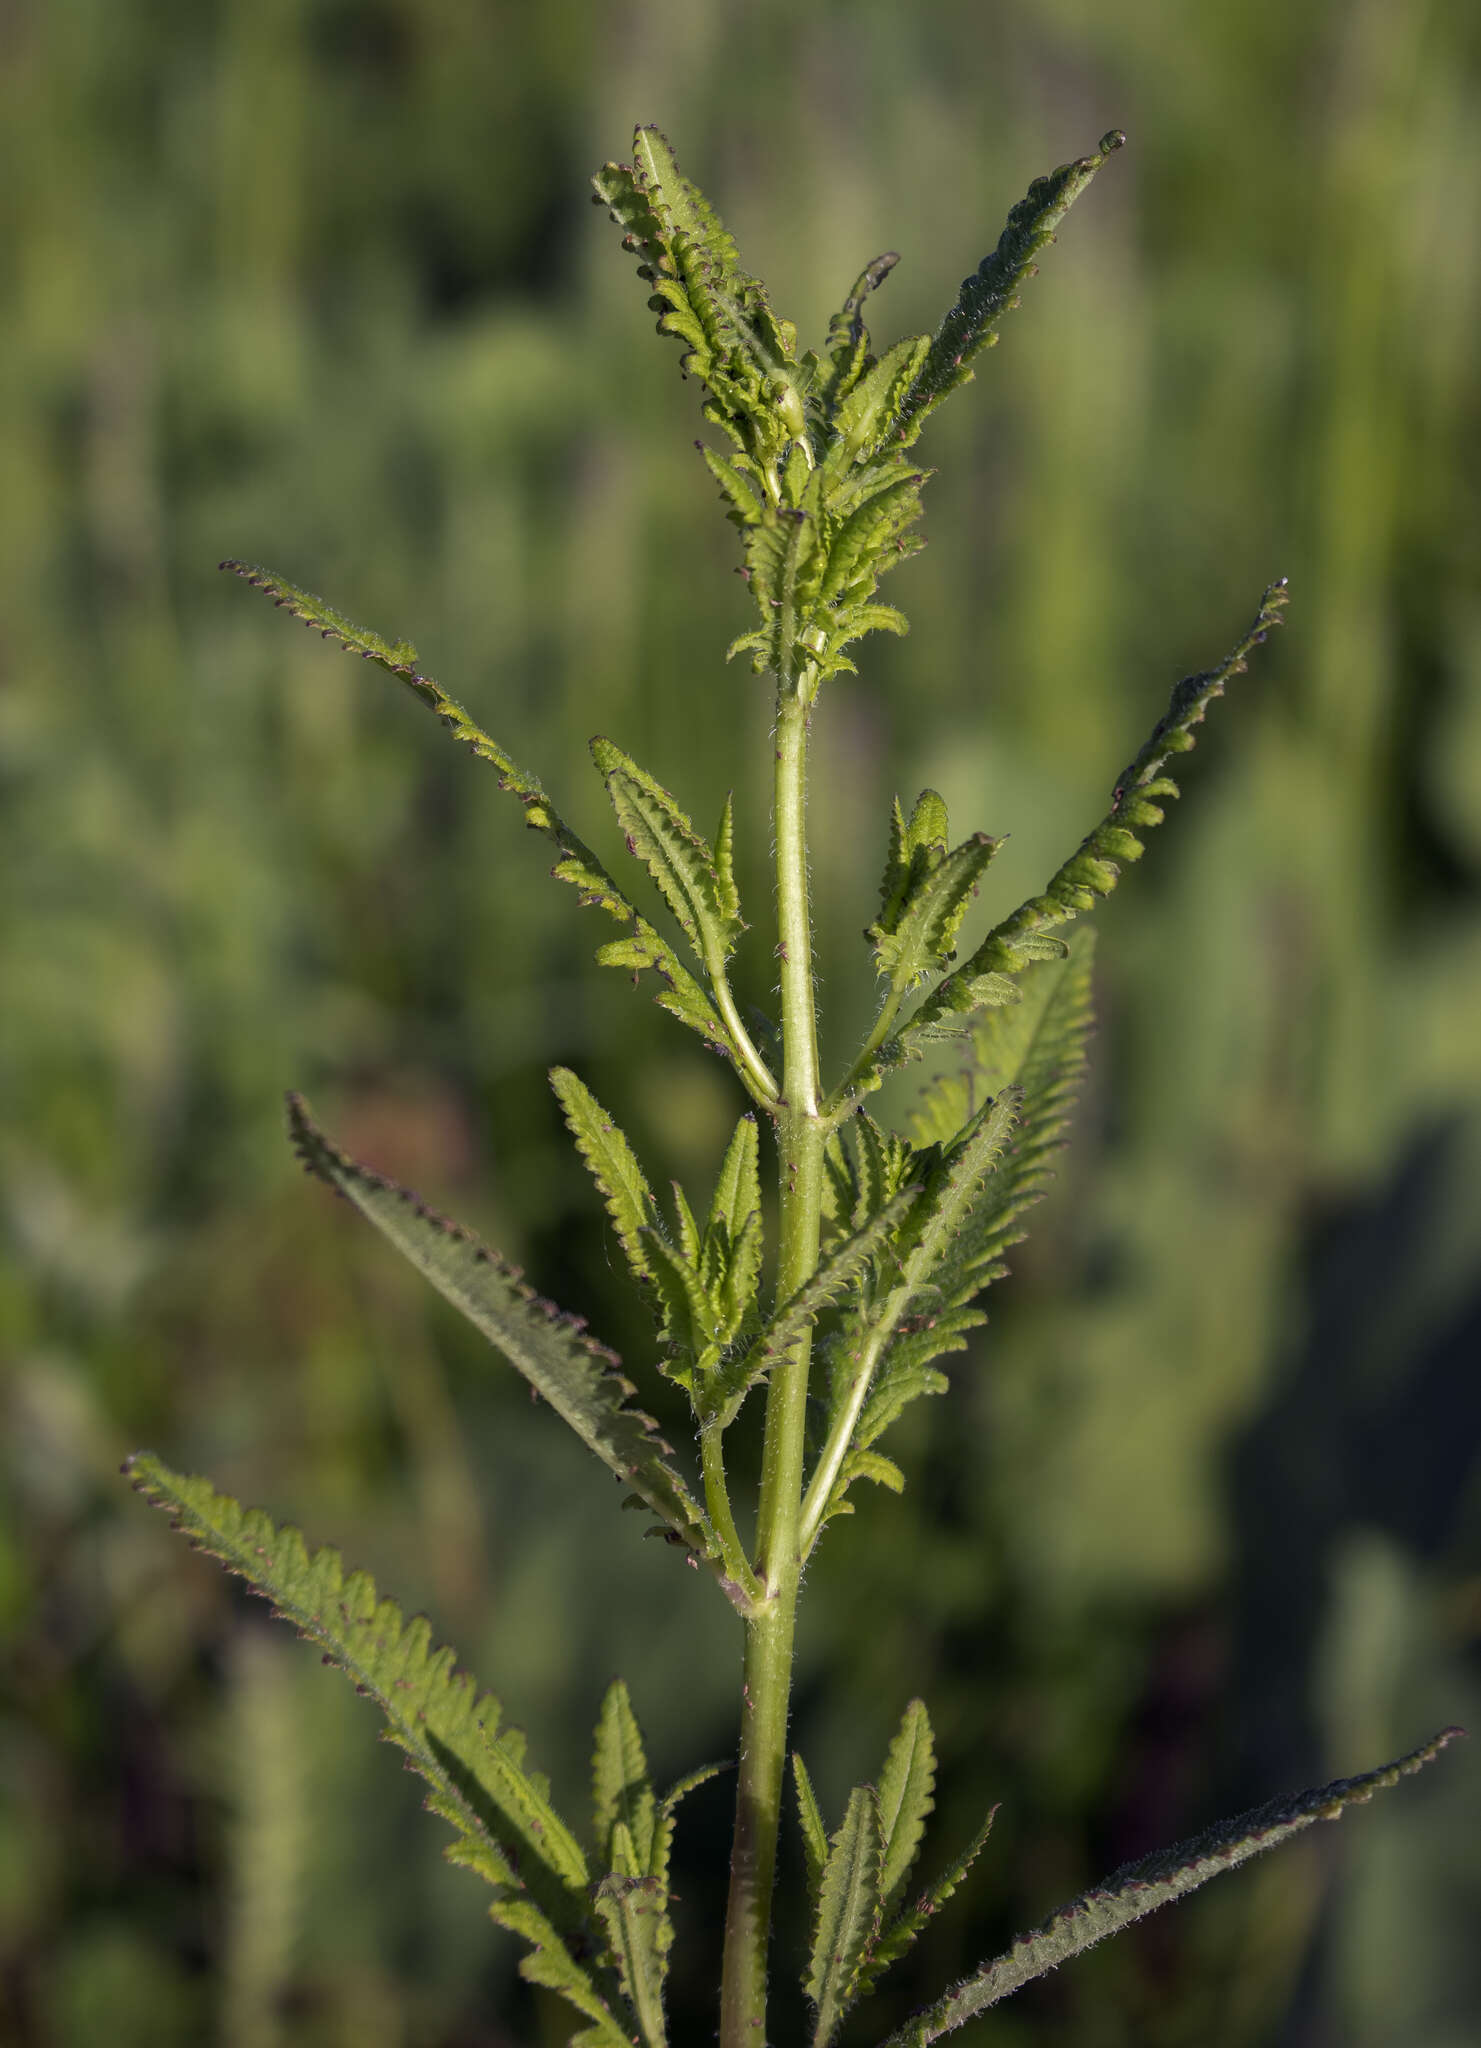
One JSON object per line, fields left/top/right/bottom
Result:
{"left": 719, "top": 678, "right": 826, "bottom": 2046}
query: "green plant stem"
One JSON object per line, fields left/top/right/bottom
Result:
{"left": 702, "top": 1417, "right": 761, "bottom": 1606}
{"left": 825, "top": 992, "right": 907, "bottom": 1123}
{"left": 719, "top": 679, "right": 826, "bottom": 2048}
{"left": 705, "top": 956, "right": 781, "bottom": 1107}
{"left": 797, "top": 1309, "right": 895, "bottom": 1557}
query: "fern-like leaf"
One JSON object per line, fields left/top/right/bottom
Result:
{"left": 869, "top": 832, "right": 1002, "bottom": 996}
{"left": 642, "top": 1226, "right": 721, "bottom": 1372}
{"left": 802, "top": 1092, "right": 1021, "bottom": 1546}
{"left": 879, "top": 1729, "right": 1463, "bottom": 2044}
{"left": 551, "top": 1067, "right": 664, "bottom": 1296}
{"left": 706, "top": 1188, "right": 918, "bottom": 1430}
{"left": 704, "top": 1115, "right": 765, "bottom": 1349}
{"left": 220, "top": 562, "right": 749, "bottom": 1073}
{"left": 794, "top": 1753, "right": 829, "bottom": 1912}
{"left": 806, "top": 1785, "right": 885, "bottom": 2048}
{"left": 593, "top": 127, "right": 803, "bottom": 468}
{"left": 831, "top": 335, "right": 932, "bottom": 468}
{"left": 893, "top": 582, "right": 1287, "bottom": 1059}
{"left": 490, "top": 1896, "right": 631, "bottom": 2047}
{"left": 876, "top": 1699, "right": 937, "bottom": 1910}
{"left": 900, "top": 935, "right": 1095, "bottom": 1316}
{"left": 815, "top": 251, "right": 901, "bottom": 422}
{"left": 910, "top": 927, "right": 1095, "bottom": 1161}
{"left": 593, "top": 1851, "right": 670, "bottom": 2048}
{"left": 650, "top": 1759, "right": 728, "bottom": 1897}
{"left": 807, "top": 936, "right": 1094, "bottom": 1542}
{"left": 592, "top": 1679, "right": 657, "bottom": 1871}
{"left": 122, "top": 1454, "right": 634, "bottom": 2043}
{"left": 285, "top": 1094, "right": 714, "bottom": 1567}
{"left": 876, "top": 790, "right": 948, "bottom": 929}
{"left": 855, "top": 1804, "right": 998, "bottom": 2001}
{"left": 708, "top": 1113, "right": 761, "bottom": 1249}
{"left": 887, "top": 131, "right": 1125, "bottom": 450}
{"left": 592, "top": 737, "right": 745, "bottom": 971}
{"left": 714, "top": 791, "right": 741, "bottom": 926}
{"left": 588, "top": 1689, "right": 722, "bottom": 2048}
{"left": 826, "top": 1114, "right": 918, "bottom": 1250}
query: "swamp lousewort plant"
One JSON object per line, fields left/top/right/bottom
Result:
{"left": 126, "top": 126, "right": 1460, "bottom": 2045}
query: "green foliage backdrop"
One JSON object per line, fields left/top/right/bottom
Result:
{"left": 2, "top": 2, "right": 1479, "bottom": 2043}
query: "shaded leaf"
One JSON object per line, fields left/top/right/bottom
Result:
{"left": 876, "top": 1699, "right": 937, "bottom": 1910}
{"left": 856, "top": 1805, "right": 998, "bottom": 2001}
{"left": 592, "top": 1679, "right": 656, "bottom": 1871}
{"left": 794, "top": 1753, "right": 829, "bottom": 1912}
{"left": 807, "top": 1785, "right": 884, "bottom": 2047}
{"left": 491, "top": 1896, "right": 630, "bottom": 2047}
{"left": 879, "top": 1730, "right": 1463, "bottom": 2044}
{"left": 123, "top": 1452, "right": 631, "bottom": 2048}
{"left": 594, "top": 1833, "right": 670, "bottom": 2048}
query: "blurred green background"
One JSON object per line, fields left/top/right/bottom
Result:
{"left": 3, "top": 1, "right": 1479, "bottom": 2043}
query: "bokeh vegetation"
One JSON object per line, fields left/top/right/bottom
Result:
{"left": 2, "top": 2, "right": 1479, "bottom": 2043}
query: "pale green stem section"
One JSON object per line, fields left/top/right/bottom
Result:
{"left": 801, "top": 1089, "right": 1019, "bottom": 1555}
{"left": 719, "top": 678, "right": 825, "bottom": 2048}
{"left": 704, "top": 953, "right": 780, "bottom": 1106}
{"left": 702, "top": 1417, "right": 761, "bottom": 1607}
{"left": 797, "top": 1306, "right": 897, "bottom": 1558}
{"left": 824, "top": 989, "right": 907, "bottom": 1122}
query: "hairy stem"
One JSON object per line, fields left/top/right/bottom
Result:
{"left": 797, "top": 1288, "right": 902, "bottom": 1557}
{"left": 706, "top": 955, "right": 781, "bottom": 1107}
{"left": 702, "top": 1417, "right": 762, "bottom": 1606}
{"left": 824, "top": 993, "right": 905, "bottom": 1124}
{"left": 719, "top": 678, "right": 825, "bottom": 2046}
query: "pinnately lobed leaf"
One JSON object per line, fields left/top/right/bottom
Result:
{"left": 806, "top": 1785, "right": 885, "bottom": 2047}
{"left": 219, "top": 562, "right": 748, "bottom": 1075}
{"left": 888, "top": 129, "right": 1127, "bottom": 447}
{"left": 592, "top": 1678, "right": 657, "bottom": 1872}
{"left": 855, "top": 1802, "right": 999, "bottom": 2001}
{"left": 284, "top": 1093, "right": 717, "bottom": 1572}
{"left": 892, "top": 580, "right": 1289, "bottom": 1060}
{"left": 875, "top": 1699, "right": 937, "bottom": 1909}
{"left": 878, "top": 1728, "right": 1464, "bottom": 2044}
{"left": 591, "top": 736, "right": 744, "bottom": 970}
{"left": 122, "top": 1455, "right": 587, "bottom": 1892}
{"left": 199, "top": 126, "right": 1460, "bottom": 2048}
{"left": 121, "top": 1455, "right": 635, "bottom": 2047}
{"left": 551, "top": 1066, "right": 664, "bottom": 1296}
{"left": 588, "top": 1685, "right": 726, "bottom": 2048}
{"left": 706, "top": 1187, "right": 918, "bottom": 1430}
{"left": 793, "top": 1753, "right": 830, "bottom": 1911}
